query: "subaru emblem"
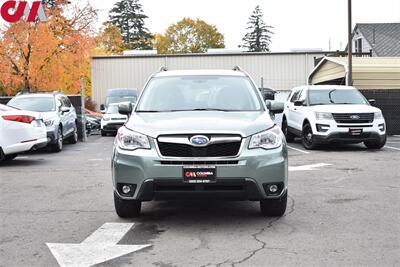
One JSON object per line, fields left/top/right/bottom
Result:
{"left": 190, "top": 135, "right": 210, "bottom": 146}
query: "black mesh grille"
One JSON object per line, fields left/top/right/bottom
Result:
{"left": 158, "top": 141, "right": 241, "bottom": 157}
{"left": 332, "top": 113, "right": 374, "bottom": 123}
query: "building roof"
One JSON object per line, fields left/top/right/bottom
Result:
{"left": 355, "top": 23, "right": 400, "bottom": 56}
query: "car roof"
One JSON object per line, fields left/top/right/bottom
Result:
{"left": 153, "top": 69, "right": 247, "bottom": 78}
{"left": 13, "top": 93, "right": 56, "bottom": 98}
{"left": 293, "top": 85, "right": 357, "bottom": 91}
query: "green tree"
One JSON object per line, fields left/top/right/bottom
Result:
{"left": 108, "top": 0, "right": 153, "bottom": 50}
{"left": 154, "top": 18, "right": 225, "bottom": 54}
{"left": 241, "top": 6, "right": 273, "bottom": 52}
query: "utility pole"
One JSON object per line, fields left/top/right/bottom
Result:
{"left": 347, "top": 0, "right": 353, "bottom": 86}
{"left": 81, "top": 78, "right": 87, "bottom": 142}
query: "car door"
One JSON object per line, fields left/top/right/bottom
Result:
{"left": 291, "top": 88, "right": 308, "bottom": 131}
{"left": 285, "top": 88, "right": 301, "bottom": 129}
{"left": 62, "top": 96, "right": 76, "bottom": 135}
{"left": 57, "top": 97, "right": 69, "bottom": 137}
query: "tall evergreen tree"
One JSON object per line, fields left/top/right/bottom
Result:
{"left": 241, "top": 6, "right": 273, "bottom": 52}
{"left": 108, "top": 0, "right": 153, "bottom": 50}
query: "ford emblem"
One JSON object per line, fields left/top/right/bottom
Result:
{"left": 350, "top": 115, "right": 360, "bottom": 120}
{"left": 190, "top": 135, "right": 210, "bottom": 146}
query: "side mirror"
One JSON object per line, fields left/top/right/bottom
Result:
{"left": 100, "top": 104, "right": 106, "bottom": 114}
{"left": 60, "top": 106, "right": 70, "bottom": 114}
{"left": 118, "top": 102, "right": 133, "bottom": 116}
{"left": 369, "top": 99, "right": 376, "bottom": 106}
{"left": 266, "top": 100, "right": 284, "bottom": 114}
{"left": 294, "top": 100, "right": 304, "bottom": 107}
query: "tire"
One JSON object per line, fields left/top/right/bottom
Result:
{"left": 260, "top": 191, "right": 287, "bottom": 217}
{"left": 67, "top": 124, "right": 78, "bottom": 144}
{"left": 364, "top": 135, "right": 386, "bottom": 149}
{"left": 101, "top": 130, "right": 107, "bottom": 137}
{"left": 3, "top": 154, "right": 18, "bottom": 161}
{"left": 302, "top": 123, "right": 318, "bottom": 150}
{"left": 51, "top": 127, "right": 63, "bottom": 152}
{"left": 282, "top": 119, "right": 295, "bottom": 142}
{"left": 114, "top": 192, "right": 141, "bottom": 218}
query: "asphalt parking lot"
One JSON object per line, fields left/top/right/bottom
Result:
{"left": 1, "top": 135, "right": 399, "bottom": 267}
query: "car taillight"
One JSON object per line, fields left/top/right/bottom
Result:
{"left": 2, "top": 115, "right": 36, "bottom": 124}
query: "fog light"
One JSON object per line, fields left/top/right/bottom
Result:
{"left": 269, "top": 185, "right": 278, "bottom": 193}
{"left": 122, "top": 185, "right": 131, "bottom": 194}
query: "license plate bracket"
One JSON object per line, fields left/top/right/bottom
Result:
{"left": 349, "top": 128, "right": 363, "bottom": 136}
{"left": 182, "top": 166, "right": 216, "bottom": 184}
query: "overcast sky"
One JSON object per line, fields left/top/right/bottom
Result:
{"left": 90, "top": 0, "right": 400, "bottom": 52}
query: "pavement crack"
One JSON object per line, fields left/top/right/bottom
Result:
{"left": 230, "top": 196, "right": 296, "bottom": 267}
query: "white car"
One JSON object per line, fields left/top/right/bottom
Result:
{"left": 282, "top": 85, "right": 386, "bottom": 150}
{"left": 0, "top": 104, "right": 47, "bottom": 162}
{"left": 101, "top": 104, "right": 128, "bottom": 136}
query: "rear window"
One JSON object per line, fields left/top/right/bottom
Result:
{"left": 8, "top": 97, "right": 56, "bottom": 112}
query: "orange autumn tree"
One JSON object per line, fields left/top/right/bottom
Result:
{"left": 0, "top": 0, "right": 97, "bottom": 96}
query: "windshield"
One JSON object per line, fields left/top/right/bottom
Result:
{"left": 106, "top": 96, "right": 137, "bottom": 106}
{"left": 8, "top": 97, "right": 56, "bottom": 112}
{"left": 137, "top": 76, "right": 262, "bottom": 112}
{"left": 106, "top": 105, "right": 120, "bottom": 114}
{"left": 309, "top": 89, "right": 368, "bottom": 105}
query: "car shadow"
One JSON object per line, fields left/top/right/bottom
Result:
{"left": 290, "top": 138, "right": 371, "bottom": 152}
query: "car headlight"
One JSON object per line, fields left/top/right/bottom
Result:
{"left": 374, "top": 111, "right": 383, "bottom": 120}
{"left": 249, "top": 126, "right": 282, "bottom": 150}
{"left": 44, "top": 119, "right": 54, "bottom": 127}
{"left": 315, "top": 112, "right": 333, "bottom": 120}
{"left": 117, "top": 127, "right": 150, "bottom": 151}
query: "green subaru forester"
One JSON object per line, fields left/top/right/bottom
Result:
{"left": 112, "top": 68, "right": 288, "bottom": 217}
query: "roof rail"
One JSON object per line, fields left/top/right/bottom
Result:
{"left": 159, "top": 66, "right": 168, "bottom": 72}
{"left": 233, "top": 66, "right": 242, "bottom": 72}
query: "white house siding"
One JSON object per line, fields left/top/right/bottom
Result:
{"left": 91, "top": 52, "right": 327, "bottom": 106}
{"left": 352, "top": 31, "right": 374, "bottom": 56}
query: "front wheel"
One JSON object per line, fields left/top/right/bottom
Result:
{"left": 302, "top": 123, "right": 318, "bottom": 150}
{"left": 260, "top": 192, "right": 287, "bottom": 217}
{"left": 114, "top": 192, "right": 141, "bottom": 218}
{"left": 67, "top": 124, "right": 78, "bottom": 144}
{"left": 51, "top": 127, "right": 63, "bottom": 152}
{"left": 282, "top": 119, "right": 295, "bottom": 142}
{"left": 364, "top": 135, "right": 386, "bottom": 149}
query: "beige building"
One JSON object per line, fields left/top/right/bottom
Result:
{"left": 308, "top": 57, "right": 400, "bottom": 89}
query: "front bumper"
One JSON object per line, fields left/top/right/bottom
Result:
{"left": 311, "top": 118, "right": 386, "bottom": 144}
{"left": 112, "top": 138, "right": 288, "bottom": 201}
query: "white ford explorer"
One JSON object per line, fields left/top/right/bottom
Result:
{"left": 282, "top": 85, "right": 386, "bottom": 150}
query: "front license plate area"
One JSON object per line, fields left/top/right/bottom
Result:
{"left": 183, "top": 166, "right": 216, "bottom": 184}
{"left": 349, "top": 128, "right": 363, "bottom": 136}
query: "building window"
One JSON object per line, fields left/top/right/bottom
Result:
{"left": 355, "top": 38, "right": 363, "bottom": 53}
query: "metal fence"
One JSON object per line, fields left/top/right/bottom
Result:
{"left": 360, "top": 89, "right": 400, "bottom": 135}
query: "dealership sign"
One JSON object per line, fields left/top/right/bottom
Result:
{"left": 1, "top": 1, "right": 46, "bottom": 23}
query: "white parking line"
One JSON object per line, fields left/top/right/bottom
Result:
{"left": 287, "top": 145, "right": 310, "bottom": 154}
{"left": 289, "top": 163, "right": 332, "bottom": 172}
{"left": 385, "top": 146, "right": 400, "bottom": 151}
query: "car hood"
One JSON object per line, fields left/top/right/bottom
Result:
{"left": 312, "top": 104, "right": 381, "bottom": 113}
{"left": 125, "top": 111, "right": 274, "bottom": 138}
{"left": 40, "top": 111, "right": 58, "bottom": 121}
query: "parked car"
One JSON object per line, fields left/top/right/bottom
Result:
{"left": 7, "top": 92, "right": 78, "bottom": 152}
{"left": 282, "top": 85, "right": 387, "bottom": 149}
{"left": 0, "top": 104, "right": 47, "bottom": 162}
{"left": 112, "top": 68, "right": 287, "bottom": 218}
{"left": 86, "top": 114, "right": 101, "bottom": 135}
{"left": 100, "top": 88, "right": 138, "bottom": 112}
{"left": 101, "top": 104, "right": 128, "bottom": 136}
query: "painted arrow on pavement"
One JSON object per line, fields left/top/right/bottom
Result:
{"left": 47, "top": 223, "right": 150, "bottom": 267}
{"left": 289, "top": 163, "right": 332, "bottom": 172}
